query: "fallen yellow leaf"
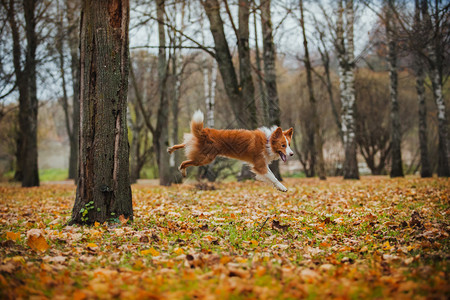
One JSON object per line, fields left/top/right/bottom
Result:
{"left": 141, "top": 248, "right": 160, "bottom": 256}
{"left": 86, "top": 243, "right": 99, "bottom": 249}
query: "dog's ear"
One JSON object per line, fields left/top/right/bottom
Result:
{"left": 283, "top": 128, "right": 294, "bottom": 140}
{"left": 271, "top": 127, "right": 283, "bottom": 140}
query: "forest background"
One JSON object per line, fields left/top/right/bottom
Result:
{"left": 0, "top": 0, "right": 448, "bottom": 185}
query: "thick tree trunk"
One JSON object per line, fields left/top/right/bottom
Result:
{"left": 336, "top": 0, "right": 359, "bottom": 179}
{"left": 202, "top": 0, "right": 247, "bottom": 129}
{"left": 300, "top": 0, "right": 326, "bottom": 180}
{"left": 261, "top": 0, "right": 282, "bottom": 180}
{"left": 202, "top": 0, "right": 258, "bottom": 181}
{"left": 21, "top": 0, "right": 40, "bottom": 187}
{"left": 386, "top": 0, "right": 404, "bottom": 178}
{"left": 66, "top": 0, "right": 80, "bottom": 181}
{"left": 71, "top": 0, "right": 132, "bottom": 225}
{"left": 238, "top": 0, "right": 257, "bottom": 129}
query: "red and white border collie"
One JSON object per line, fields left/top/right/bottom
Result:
{"left": 167, "top": 110, "right": 294, "bottom": 191}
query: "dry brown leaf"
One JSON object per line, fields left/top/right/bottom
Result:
{"left": 26, "top": 229, "right": 49, "bottom": 252}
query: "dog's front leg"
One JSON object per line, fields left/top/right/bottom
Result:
{"left": 255, "top": 167, "right": 287, "bottom": 192}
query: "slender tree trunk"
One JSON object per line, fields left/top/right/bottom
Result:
{"left": 238, "top": 0, "right": 257, "bottom": 129}
{"left": 317, "top": 32, "right": 343, "bottom": 142}
{"left": 300, "top": 0, "right": 326, "bottom": 180}
{"left": 71, "top": 0, "right": 132, "bottom": 224}
{"left": 56, "top": 4, "right": 74, "bottom": 179}
{"left": 336, "top": 0, "right": 359, "bottom": 179}
{"left": 420, "top": 0, "right": 449, "bottom": 177}
{"left": 21, "top": 0, "right": 39, "bottom": 187}
{"left": 413, "top": 0, "right": 432, "bottom": 178}
{"left": 3, "top": 0, "right": 24, "bottom": 182}
{"left": 431, "top": 67, "right": 450, "bottom": 177}
{"left": 261, "top": 0, "right": 282, "bottom": 180}
{"left": 204, "top": 59, "right": 217, "bottom": 129}
{"left": 170, "top": 1, "right": 185, "bottom": 172}
{"left": 415, "top": 63, "right": 432, "bottom": 177}
{"left": 155, "top": 0, "right": 172, "bottom": 186}
{"left": 66, "top": 0, "right": 80, "bottom": 181}
{"left": 129, "top": 112, "right": 144, "bottom": 184}
{"left": 253, "top": 10, "right": 268, "bottom": 126}
{"left": 386, "top": 0, "right": 404, "bottom": 178}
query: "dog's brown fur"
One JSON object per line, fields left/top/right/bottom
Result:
{"left": 168, "top": 111, "right": 293, "bottom": 179}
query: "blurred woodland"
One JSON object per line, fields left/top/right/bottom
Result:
{"left": 0, "top": 0, "right": 449, "bottom": 187}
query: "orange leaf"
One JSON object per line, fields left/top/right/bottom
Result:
{"left": 6, "top": 232, "right": 20, "bottom": 241}
{"left": 119, "top": 215, "right": 129, "bottom": 225}
{"left": 26, "top": 229, "right": 49, "bottom": 252}
{"left": 73, "top": 290, "right": 87, "bottom": 300}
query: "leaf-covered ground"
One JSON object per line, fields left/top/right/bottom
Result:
{"left": 0, "top": 177, "right": 449, "bottom": 299}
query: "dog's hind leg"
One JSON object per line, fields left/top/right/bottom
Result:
{"left": 179, "top": 156, "right": 214, "bottom": 177}
{"left": 167, "top": 143, "right": 185, "bottom": 154}
{"left": 178, "top": 160, "right": 196, "bottom": 177}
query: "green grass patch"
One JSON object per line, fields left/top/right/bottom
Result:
{"left": 39, "top": 168, "right": 69, "bottom": 181}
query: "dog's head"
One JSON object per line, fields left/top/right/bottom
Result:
{"left": 270, "top": 127, "right": 294, "bottom": 162}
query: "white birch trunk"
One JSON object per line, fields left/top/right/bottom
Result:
{"left": 336, "top": 0, "right": 359, "bottom": 179}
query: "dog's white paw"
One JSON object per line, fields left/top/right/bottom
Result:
{"left": 276, "top": 184, "right": 287, "bottom": 192}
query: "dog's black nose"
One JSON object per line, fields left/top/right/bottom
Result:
{"left": 290, "top": 153, "right": 294, "bottom": 156}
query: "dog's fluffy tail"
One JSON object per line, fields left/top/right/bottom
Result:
{"left": 191, "top": 110, "right": 204, "bottom": 138}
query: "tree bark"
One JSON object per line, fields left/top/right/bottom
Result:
{"left": 21, "top": 0, "right": 40, "bottom": 187}
{"left": 261, "top": 0, "right": 282, "bottom": 180}
{"left": 238, "top": 0, "right": 257, "bottom": 129}
{"left": 415, "top": 66, "right": 431, "bottom": 177}
{"left": 3, "top": 0, "right": 40, "bottom": 186}
{"left": 2, "top": 0, "right": 24, "bottom": 182}
{"left": 201, "top": 0, "right": 248, "bottom": 129}
{"left": 413, "top": 0, "right": 431, "bottom": 178}
{"left": 253, "top": 10, "right": 268, "bottom": 126}
{"left": 202, "top": 0, "right": 258, "bottom": 180}
{"left": 66, "top": 0, "right": 80, "bottom": 181}
{"left": 300, "top": 0, "right": 326, "bottom": 180}
{"left": 155, "top": 0, "right": 172, "bottom": 186}
{"left": 421, "top": 0, "right": 449, "bottom": 177}
{"left": 336, "top": 0, "right": 359, "bottom": 179}
{"left": 71, "top": 0, "right": 132, "bottom": 225}
{"left": 386, "top": 0, "right": 404, "bottom": 178}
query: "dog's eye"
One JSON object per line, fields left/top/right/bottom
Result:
{"left": 282, "top": 145, "right": 286, "bottom": 148}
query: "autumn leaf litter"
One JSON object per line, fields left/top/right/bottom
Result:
{"left": 0, "top": 177, "right": 449, "bottom": 299}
